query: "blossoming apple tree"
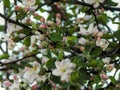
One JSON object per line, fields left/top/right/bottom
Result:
{"left": 0, "top": 0, "right": 120, "bottom": 89}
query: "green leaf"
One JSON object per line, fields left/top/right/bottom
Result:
{"left": 109, "top": 76, "right": 117, "bottom": 85}
{"left": 0, "top": 54, "right": 9, "bottom": 60}
{"left": 46, "top": 59, "right": 55, "bottom": 69}
{"left": 33, "top": 14, "right": 42, "bottom": 20}
{"left": 85, "top": 45, "right": 92, "bottom": 54}
{"left": 114, "top": 30, "right": 120, "bottom": 41}
{"left": 87, "top": 60, "right": 101, "bottom": 67}
{"left": 67, "top": 36, "right": 77, "bottom": 45}
{"left": 97, "top": 13, "right": 108, "bottom": 24}
{"left": 3, "top": 0, "right": 10, "bottom": 8}
{"left": 102, "top": 33, "right": 113, "bottom": 39}
{"left": 23, "top": 37, "right": 31, "bottom": 47}
{"left": 49, "top": 32, "right": 62, "bottom": 42}
{"left": 91, "top": 48, "right": 102, "bottom": 58}
{"left": 17, "top": 13, "right": 27, "bottom": 20}
{"left": 105, "top": 0, "right": 118, "bottom": 6}
{"left": 0, "top": 25, "right": 4, "bottom": 31}
{"left": 58, "top": 51, "right": 64, "bottom": 60}
{"left": 70, "top": 71, "right": 81, "bottom": 83}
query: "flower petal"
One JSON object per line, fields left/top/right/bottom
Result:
{"left": 52, "top": 69, "right": 63, "bottom": 76}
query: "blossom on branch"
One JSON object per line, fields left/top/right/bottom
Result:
{"left": 52, "top": 59, "right": 76, "bottom": 82}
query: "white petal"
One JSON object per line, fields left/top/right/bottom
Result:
{"left": 88, "top": 23, "right": 94, "bottom": 33}
{"left": 78, "top": 37, "right": 88, "bottom": 45}
{"left": 94, "top": 2, "right": 100, "bottom": 8}
{"left": 61, "top": 74, "right": 70, "bottom": 82}
{"left": 79, "top": 27, "right": 88, "bottom": 35}
{"left": 62, "top": 59, "right": 71, "bottom": 68}
{"left": 55, "top": 61, "right": 62, "bottom": 69}
{"left": 52, "top": 69, "right": 63, "bottom": 76}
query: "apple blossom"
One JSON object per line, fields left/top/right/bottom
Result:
{"left": 22, "top": 0, "right": 36, "bottom": 7}
{"left": 78, "top": 23, "right": 98, "bottom": 36}
{"left": 106, "top": 64, "right": 114, "bottom": 71}
{"left": 100, "top": 73, "right": 109, "bottom": 80}
{"left": 3, "top": 80, "right": 12, "bottom": 88}
{"left": 96, "top": 39, "right": 109, "bottom": 51}
{"left": 52, "top": 59, "right": 76, "bottom": 82}
{"left": 102, "top": 57, "right": 111, "bottom": 64}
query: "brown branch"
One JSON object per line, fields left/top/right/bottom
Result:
{"left": 74, "top": 1, "right": 120, "bottom": 11}
{"left": 0, "top": 13, "right": 32, "bottom": 30}
{"left": 0, "top": 52, "right": 39, "bottom": 67}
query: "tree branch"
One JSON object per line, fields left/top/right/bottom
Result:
{"left": 0, "top": 52, "right": 39, "bottom": 67}
{"left": 74, "top": 1, "right": 120, "bottom": 11}
{"left": 0, "top": 13, "right": 31, "bottom": 30}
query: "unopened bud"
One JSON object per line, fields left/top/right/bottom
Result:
{"left": 56, "top": 13, "right": 61, "bottom": 19}
{"left": 15, "top": 6, "right": 20, "bottom": 10}
{"left": 80, "top": 46, "right": 85, "bottom": 51}
{"left": 40, "top": 17, "right": 45, "bottom": 23}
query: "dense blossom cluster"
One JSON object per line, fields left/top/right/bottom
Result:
{"left": 0, "top": 0, "right": 120, "bottom": 90}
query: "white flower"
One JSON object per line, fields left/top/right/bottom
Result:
{"left": 7, "top": 23, "right": 22, "bottom": 35}
{"left": 79, "top": 23, "right": 98, "bottom": 36}
{"left": 52, "top": 59, "right": 76, "bottom": 82}
{"left": 86, "top": 0, "right": 105, "bottom": 8}
{"left": 22, "top": 61, "right": 41, "bottom": 83}
{"left": 40, "top": 49, "right": 47, "bottom": 55}
{"left": 84, "top": 15, "right": 92, "bottom": 21}
{"left": 3, "top": 80, "right": 12, "bottom": 88}
{"left": 9, "top": 82, "right": 20, "bottom": 90}
{"left": 96, "top": 39, "right": 109, "bottom": 51}
{"left": 102, "top": 57, "right": 111, "bottom": 64}
{"left": 106, "top": 64, "right": 114, "bottom": 71}
{"left": 22, "top": 0, "right": 36, "bottom": 6}
{"left": 78, "top": 37, "right": 88, "bottom": 45}
{"left": 22, "top": 68, "right": 39, "bottom": 83}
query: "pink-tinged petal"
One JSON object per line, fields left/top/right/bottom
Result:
{"left": 55, "top": 61, "right": 62, "bottom": 69}
{"left": 62, "top": 59, "right": 71, "bottom": 68}
{"left": 52, "top": 69, "right": 63, "bottom": 76}
{"left": 79, "top": 27, "right": 87, "bottom": 35}
{"left": 88, "top": 23, "right": 94, "bottom": 33}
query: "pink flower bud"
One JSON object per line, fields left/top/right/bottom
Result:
{"left": 15, "top": 6, "right": 20, "bottom": 10}
{"left": 40, "top": 24, "right": 47, "bottom": 29}
{"left": 100, "top": 73, "right": 108, "bottom": 80}
{"left": 56, "top": 21, "right": 61, "bottom": 26}
{"left": 107, "top": 64, "right": 114, "bottom": 71}
{"left": 97, "top": 37, "right": 101, "bottom": 41}
{"left": 13, "top": 75, "right": 17, "bottom": 80}
{"left": 26, "top": 18, "right": 32, "bottom": 24}
{"left": 3, "top": 80, "right": 12, "bottom": 87}
{"left": 32, "top": 84, "right": 38, "bottom": 90}
{"left": 33, "top": 13, "right": 39, "bottom": 17}
{"left": 56, "top": 13, "right": 61, "bottom": 19}
{"left": 80, "top": 46, "right": 85, "bottom": 51}
{"left": 40, "top": 17, "right": 45, "bottom": 23}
